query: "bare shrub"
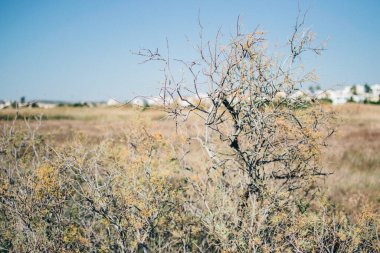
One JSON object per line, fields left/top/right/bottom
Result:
{"left": 1, "top": 16, "right": 379, "bottom": 253}
{"left": 136, "top": 15, "right": 340, "bottom": 250}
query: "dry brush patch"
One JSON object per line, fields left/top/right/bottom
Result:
{"left": 1, "top": 16, "right": 380, "bottom": 252}
{"left": 0, "top": 119, "right": 379, "bottom": 252}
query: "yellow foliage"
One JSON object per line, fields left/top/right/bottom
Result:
{"left": 63, "top": 224, "right": 89, "bottom": 247}
{"left": 34, "top": 163, "right": 60, "bottom": 198}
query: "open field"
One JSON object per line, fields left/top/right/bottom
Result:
{"left": 0, "top": 104, "right": 379, "bottom": 251}
{"left": 1, "top": 104, "right": 379, "bottom": 212}
{"left": 323, "top": 104, "right": 380, "bottom": 212}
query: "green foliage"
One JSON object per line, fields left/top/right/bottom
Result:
{"left": 319, "top": 98, "right": 333, "bottom": 104}
{"left": 348, "top": 96, "right": 355, "bottom": 103}
{"left": 364, "top": 83, "right": 372, "bottom": 93}
{"left": 351, "top": 86, "right": 358, "bottom": 95}
{"left": 364, "top": 98, "right": 380, "bottom": 105}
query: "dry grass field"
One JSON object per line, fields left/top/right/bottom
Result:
{"left": 0, "top": 104, "right": 379, "bottom": 252}
{"left": 1, "top": 104, "right": 378, "bottom": 213}
{"left": 323, "top": 104, "right": 380, "bottom": 212}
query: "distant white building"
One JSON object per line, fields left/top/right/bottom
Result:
{"left": 145, "top": 97, "right": 164, "bottom": 106}
{"left": 36, "top": 102, "right": 57, "bottom": 109}
{"left": 315, "top": 90, "right": 330, "bottom": 100}
{"left": 130, "top": 97, "right": 149, "bottom": 107}
{"left": 0, "top": 101, "right": 11, "bottom": 109}
{"left": 325, "top": 89, "right": 351, "bottom": 105}
{"left": 369, "top": 84, "right": 380, "bottom": 102}
{"left": 315, "top": 84, "right": 380, "bottom": 105}
{"left": 173, "top": 93, "right": 211, "bottom": 108}
{"left": 107, "top": 98, "right": 122, "bottom": 106}
{"left": 355, "top": 85, "right": 365, "bottom": 95}
{"left": 175, "top": 97, "right": 192, "bottom": 107}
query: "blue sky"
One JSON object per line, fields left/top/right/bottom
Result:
{"left": 1, "top": 0, "right": 380, "bottom": 101}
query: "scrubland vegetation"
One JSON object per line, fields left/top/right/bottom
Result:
{"left": 0, "top": 105, "right": 379, "bottom": 252}
{"left": 1, "top": 18, "right": 379, "bottom": 253}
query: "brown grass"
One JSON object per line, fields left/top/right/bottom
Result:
{"left": 322, "top": 104, "right": 380, "bottom": 212}
{"left": 1, "top": 104, "right": 379, "bottom": 213}
{"left": 1, "top": 104, "right": 379, "bottom": 252}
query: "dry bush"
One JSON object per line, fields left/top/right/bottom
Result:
{"left": 138, "top": 15, "right": 334, "bottom": 200}
{"left": 0, "top": 120, "right": 379, "bottom": 252}
{"left": 1, "top": 17, "right": 379, "bottom": 253}
{"left": 134, "top": 15, "right": 379, "bottom": 252}
{"left": 0, "top": 121, "right": 199, "bottom": 252}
